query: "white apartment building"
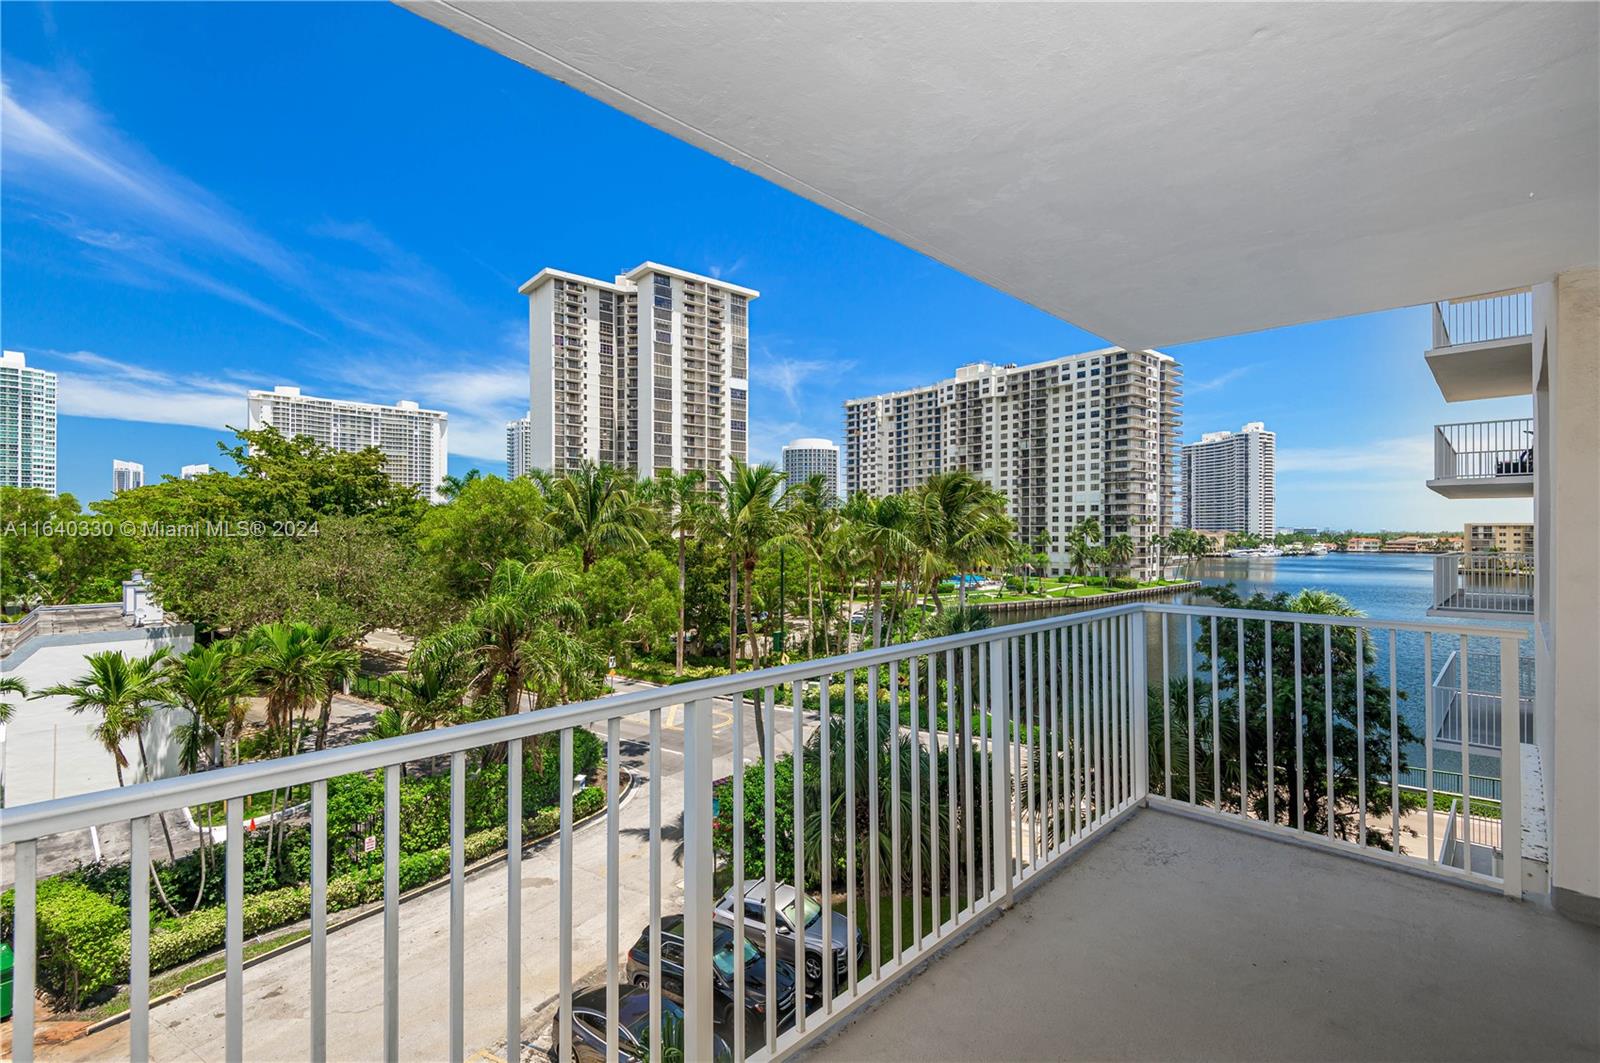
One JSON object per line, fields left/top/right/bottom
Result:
{"left": 246, "top": 386, "right": 449, "bottom": 502}
{"left": 519, "top": 262, "right": 756, "bottom": 482}
{"left": 781, "top": 437, "right": 840, "bottom": 501}
{"left": 844, "top": 348, "right": 1181, "bottom": 577}
{"left": 112, "top": 460, "right": 144, "bottom": 493}
{"left": 505, "top": 415, "right": 535, "bottom": 480}
{"left": 1180, "top": 421, "right": 1277, "bottom": 535}
{"left": 180, "top": 463, "right": 212, "bottom": 480}
{"left": 0, "top": 350, "right": 57, "bottom": 495}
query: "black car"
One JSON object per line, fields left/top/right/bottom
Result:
{"left": 625, "top": 914, "right": 798, "bottom": 1024}
{"left": 547, "top": 984, "right": 732, "bottom": 1063}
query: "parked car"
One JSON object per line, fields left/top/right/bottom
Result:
{"left": 713, "top": 882, "right": 864, "bottom": 996}
{"left": 547, "top": 984, "right": 733, "bottom": 1063}
{"left": 625, "top": 914, "right": 798, "bottom": 1024}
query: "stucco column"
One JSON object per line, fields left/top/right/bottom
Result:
{"left": 1550, "top": 266, "right": 1599, "bottom": 924}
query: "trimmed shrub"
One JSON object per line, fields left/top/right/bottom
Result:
{"left": 32, "top": 878, "right": 129, "bottom": 1009}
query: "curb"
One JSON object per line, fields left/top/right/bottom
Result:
{"left": 79, "top": 768, "right": 638, "bottom": 1037}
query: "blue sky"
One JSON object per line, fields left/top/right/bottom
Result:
{"left": 1, "top": 3, "right": 1532, "bottom": 530}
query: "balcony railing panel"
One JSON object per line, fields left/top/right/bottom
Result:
{"left": 1432, "top": 553, "right": 1535, "bottom": 616}
{"left": 1431, "top": 418, "right": 1533, "bottom": 482}
{"left": 1430, "top": 648, "right": 1535, "bottom": 751}
{"left": 0, "top": 603, "right": 1531, "bottom": 1063}
{"left": 1431, "top": 290, "right": 1533, "bottom": 348}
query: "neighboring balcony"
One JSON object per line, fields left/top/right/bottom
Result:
{"left": 1430, "top": 648, "right": 1535, "bottom": 756}
{"left": 1427, "top": 418, "right": 1534, "bottom": 497}
{"left": 1424, "top": 289, "right": 1535, "bottom": 402}
{"left": 1430, "top": 552, "right": 1535, "bottom": 618}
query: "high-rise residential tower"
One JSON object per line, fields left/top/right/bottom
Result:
{"left": 112, "top": 460, "right": 145, "bottom": 493}
{"left": 1180, "top": 421, "right": 1276, "bottom": 536}
{"left": 506, "top": 415, "right": 535, "bottom": 480}
{"left": 782, "top": 438, "right": 841, "bottom": 502}
{"left": 843, "top": 347, "right": 1181, "bottom": 578}
{"left": 246, "top": 386, "right": 449, "bottom": 502}
{"left": 0, "top": 351, "right": 58, "bottom": 495}
{"left": 180, "top": 464, "right": 212, "bottom": 480}
{"left": 519, "top": 262, "right": 756, "bottom": 482}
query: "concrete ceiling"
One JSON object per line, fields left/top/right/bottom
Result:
{"left": 406, "top": 2, "right": 1600, "bottom": 350}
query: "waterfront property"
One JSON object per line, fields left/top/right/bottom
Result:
{"left": 1179, "top": 421, "right": 1276, "bottom": 537}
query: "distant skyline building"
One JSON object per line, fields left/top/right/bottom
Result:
{"left": 0, "top": 350, "right": 58, "bottom": 495}
{"left": 506, "top": 415, "right": 535, "bottom": 480}
{"left": 782, "top": 438, "right": 841, "bottom": 501}
{"left": 1465, "top": 521, "right": 1534, "bottom": 555}
{"left": 246, "top": 385, "right": 449, "bottom": 502}
{"left": 843, "top": 348, "right": 1181, "bottom": 578}
{"left": 520, "top": 262, "right": 757, "bottom": 482}
{"left": 1181, "top": 421, "right": 1276, "bottom": 536}
{"left": 180, "top": 463, "right": 212, "bottom": 480}
{"left": 112, "top": 459, "right": 144, "bottom": 493}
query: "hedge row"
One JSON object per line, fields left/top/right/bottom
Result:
{"left": 4, "top": 784, "right": 608, "bottom": 1009}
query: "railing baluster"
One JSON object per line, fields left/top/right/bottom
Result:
{"left": 990, "top": 636, "right": 1013, "bottom": 906}
{"left": 1161, "top": 614, "right": 1171, "bottom": 799}
{"left": 682, "top": 701, "right": 715, "bottom": 1063}
{"left": 730, "top": 696, "right": 745, "bottom": 1061}
{"left": 606, "top": 721, "right": 621, "bottom": 1063}
{"left": 979, "top": 646, "right": 991, "bottom": 896}
{"left": 129, "top": 816, "right": 150, "bottom": 1063}
{"left": 1324, "top": 625, "right": 1335, "bottom": 841}
{"left": 821, "top": 676, "right": 834, "bottom": 1008}
{"left": 1094, "top": 619, "right": 1105, "bottom": 820}
{"left": 792, "top": 679, "right": 808, "bottom": 1023}
{"left": 963, "top": 644, "right": 976, "bottom": 912}
{"left": 763, "top": 688, "right": 778, "bottom": 1049}
{"left": 1265, "top": 621, "right": 1275, "bottom": 825}
{"left": 1356, "top": 630, "right": 1366, "bottom": 847}
{"left": 1211, "top": 616, "right": 1221, "bottom": 810}
{"left": 845, "top": 674, "right": 859, "bottom": 989}
{"left": 946, "top": 648, "right": 958, "bottom": 919}
{"left": 1293, "top": 623, "right": 1304, "bottom": 831}
{"left": 1457, "top": 634, "right": 1471, "bottom": 874}
{"left": 506, "top": 737, "right": 523, "bottom": 1061}
{"left": 228, "top": 794, "right": 245, "bottom": 1063}
{"left": 1021, "top": 634, "right": 1034, "bottom": 866}
{"left": 888, "top": 662, "right": 902, "bottom": 958}
{"left": 648, "top": 707, "right": 662, "bottom": 1059}
{"left": 1424, "top": 632, "right": 1436, "bottom": 864}
{"left": 1010, "top": 635, "right": 1023, "bottom": 875}
{"left": 1237, "top": 619, "right": 1247, "bottom": 818}
{"left": 909, "top": 657, "right": 922, "bottom": 944}
{"left": 1186, "top": 617, "right": 1196, "bottom": 806}
{"left": 927, "top": 654, "right": 940, "bottom": 933}
{"left": 1389, "top": 631, "right": 1400, "bottom": 853}
{"left": 311, "top": 779, "right": 328, "bottom": 1062}
{"left": 450, "top": 750, "right": 466, "bottom": 1062}
{"left": 12, "top": 839, "right": 36, "bottom": 1063}
{"left": 1074, "top": 622, "right": 1084, "bottom": 838}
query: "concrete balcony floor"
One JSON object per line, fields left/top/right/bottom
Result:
{"left": 809, "top": 808, "right": 1599, "bottom": 1063}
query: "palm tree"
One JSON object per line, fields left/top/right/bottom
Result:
{"left": 546, "top": 462, "right": 651, "bottom": 571}
{"left": 784, "top": 474, "right": 840, "bottom": 655}
{"left": 717, "top": 461, "right": 788, "bottom": 671}
{"left": 34, "top": 648, "right": 183, "bottom": 916}
{"left": 0, "top": 674, "right": 26, "bottom": 724}
{"left": 439, "top": 468, "right": 483, "bottom": 500}
{"left": 163, "top": 643, "right": 245, "bottom": 911}
{"left": 647, "top": 469, "right": 714, "bottom": 675}
{"left": 421, "top": 557, "right": 600, "bottom": 719}
{"left": 1105, "top": 533, "right": 1136, "bottom": 581}
{"left": 247, "top": 622, "right": 345, "bottom": 745}
{"left": 845, "top": 492, "right": 915, "bottom": 647}
{"left": 381, "top": 643, "right": 471, "bottom": 732}
{"left": 905, "top": 471, "right": 1014, "bottom": 611}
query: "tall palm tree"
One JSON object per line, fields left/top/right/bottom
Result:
{"left": 845, "top": 492, "right": 915, "bottom": 647}
{"left": 1106, "top": 533, "right": 1136, "bottom": 580}
{"left": 784, "top": 474, "right": 839, "bottom": 655}
{"left": 717, "top": 461, "right": 788, "bottom": 670}
{"left": 546, "top": 462, "right": 651, "bottom": 571}
{"left": 907, "top": 472, "right": 1015, "bottom": 611}
{"left": 163, "top": 643, "right": 246, "bottom": 911}
{"left": 647, "top": 469, "right": 714, "bottom": 675}
{"left": 34, "top": 648, "right": 182, "bottom": 915}
{"left": 0, "top": 674, "right": 26, "bottom": 725}
{"left": 247, "top": 622, "right": 345, "bottom": 745}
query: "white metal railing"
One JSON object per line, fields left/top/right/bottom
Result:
{"left": 0, "top": 605, "right": 1147, "bottom": 1063}
{"left": 1431, "top": 290, "right": 1532, "bottom": 348}
{"left": 1430, "top": 649, "right": 1535, "bottom": 751}
{"left": 1432, "top": 553, "right": 1535, "bottom": 616}
{"left": 1145, "top": 605, "right": 1524, "bottom": 899}
{"left": 1440, "top": 800, "right": 1504, "bottom": 876}
{"left": 1431, "top": 418, "right": 1534, "bottom": 482}
{"left": 0, "top": 602, "right": 1530, "bottom": 1063}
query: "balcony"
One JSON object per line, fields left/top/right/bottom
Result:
{"left": 0, "top": 604, "right": 1575, "bottom": 1063}
{"left": 1427, "top": 418, "right": 1534, "bottom": 497}
{"left": 1425, "top": 290, "right": 1535, "bottom": 402}
{"left": 1430, "top": 552, "right": 1535, "bottom": 618}
{"left": 1430, "top": 648, "right": 1536, "bottom": 755}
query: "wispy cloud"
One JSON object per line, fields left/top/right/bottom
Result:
{"left": 764, "top": 355, "right": 851, "bottom": 412}
{"left": 43, "top": 350, "right": 245, "bottom": 429}
{"left": 706, "top": 256, "right": 747, "bottom": 281}
{"left": 1277, "top": 436, "right": 1433, "bottom": 475}
{"left": 1187, "top": 363, "right": 1260, "bottom": 393}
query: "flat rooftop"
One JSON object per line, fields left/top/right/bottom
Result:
{"left": 808, "top": 808, "right": 1600, "bottom": 1062}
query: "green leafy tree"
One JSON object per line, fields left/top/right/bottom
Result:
{"left": 546, "top": 462, "right": 651, "bottom": 571}
{"left": 416, "top": 474, "right": 552, "bottom": 600}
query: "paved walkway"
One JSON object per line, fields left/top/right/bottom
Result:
{"left": 48, "top": 685, "right": 806, "bottom": 1062}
